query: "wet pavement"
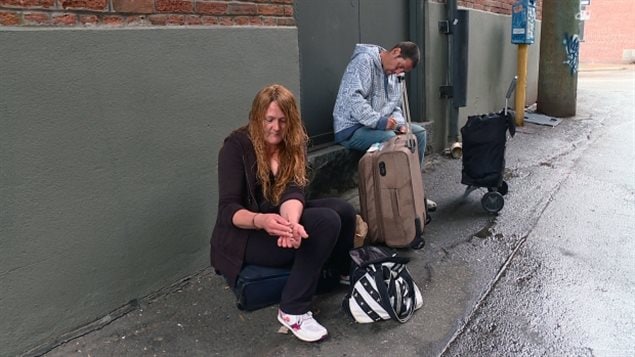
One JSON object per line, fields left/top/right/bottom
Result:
{"left": 444, "top": 68, "right": 635, "bottom": 356}
{"left": 41, "top": 67, "right": 635, "bottom": 356}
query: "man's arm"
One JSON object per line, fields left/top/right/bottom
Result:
{"left": 391, "top": 104, "right": 406, "bottom": 124}
{"left": 336, "top": 56, "right": 387, "bottom": 129}
{"left": 389, "top": 77, "right": 407, "bottom": 126}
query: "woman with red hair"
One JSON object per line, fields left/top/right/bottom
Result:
{"left": 210, "top": 84, "right": 355, "bottom": 342}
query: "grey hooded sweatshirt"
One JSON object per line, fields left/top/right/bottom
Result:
{"left": 333, "top": 44, "right": 405, "bottom": 143}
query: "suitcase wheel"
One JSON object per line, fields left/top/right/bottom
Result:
{"left": 481, "top": 191, "right": 504, "bottom": 214}
{"left": 410, "top": 236, "right": 425, "bottom": 250}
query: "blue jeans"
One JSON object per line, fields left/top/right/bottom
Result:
{"left": 340, "top": 124, "right": 427, "bottom": 166}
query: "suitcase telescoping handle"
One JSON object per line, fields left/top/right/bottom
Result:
{"left": 397, "top": 73, "right": 417, "bottom": 153}
{"left": 397, "top": 73, "right": 412, "bottom": 128}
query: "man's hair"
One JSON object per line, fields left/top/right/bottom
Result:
{"left": 392, "top": 41, "right": 420, "bottom": 68}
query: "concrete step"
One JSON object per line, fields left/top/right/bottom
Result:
{"left": 306, "top": 121, "right": 433, "bottom": 202}
{"left": 306, "top": 145, "right": 362, "bottom": 200}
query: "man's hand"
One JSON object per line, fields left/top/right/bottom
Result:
{"left": 388, "top": 117, "right": 408, "bottom": 133}
{"left": 386, "top": 117, "right": 398, "bottom": 130}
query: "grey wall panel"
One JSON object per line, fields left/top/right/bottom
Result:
{"left": 0, "top": 27, "right": 299, "bottom": 356}
{"left": 359, "top": 0, "right": 409, "bottom": 47}
{"left": 459, "top": 10, "right": 541, "bottom": 121}
{"left": 425, "top": 3, "right": 540, "bottom": 150}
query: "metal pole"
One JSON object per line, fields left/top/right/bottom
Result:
{"left": 447, "top": 0, "right": 459, "bottom": 143}
{"left": 515, "top": 44, "right": 528, "bottom": 126}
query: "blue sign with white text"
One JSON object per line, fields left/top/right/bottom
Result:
{"left": 512, "top": 0, "right": 536, "bottom": 44}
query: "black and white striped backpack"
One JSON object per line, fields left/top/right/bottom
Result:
{"left": 342, "top": 246, "right": 423, "bottom": 323}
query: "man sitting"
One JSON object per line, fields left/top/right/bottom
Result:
{"left": 332, "top": 41, "right": 437, "bottom": 211}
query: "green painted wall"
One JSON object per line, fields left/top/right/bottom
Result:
{"left": 0, "top": 27, "right": 300, "bottom": 356}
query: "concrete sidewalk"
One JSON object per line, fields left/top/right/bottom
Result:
{"left": 579, "top": 62, "right": 635, "bottom": 72}
{"left": 40, "top": 67, "right": 632, "bottom": 357}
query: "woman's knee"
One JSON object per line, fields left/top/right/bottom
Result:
{"left": 302, "top": 207, "right": 341, "bottom": 244}
{"left": 337, "top": 203, "right": 356, "bottom": 234}
{"left": 320, "top": 198, "right": 356, "bottom": 222}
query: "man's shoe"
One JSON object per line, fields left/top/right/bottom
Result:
{"left": 426, "top": 198, "right": 437, "bottom": 212}
{"left": 339, "top": 274, "right": 350, "bottom": 286}
{"left": 278, "top": 310, "right": 328, "bottom": 342}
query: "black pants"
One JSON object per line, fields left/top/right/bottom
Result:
{"left": 244, "top": 197, "right": 355, "bottom": 314}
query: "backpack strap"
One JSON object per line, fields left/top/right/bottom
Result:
{"left": 372, "top": 263, "right": 417, "bottom": 323}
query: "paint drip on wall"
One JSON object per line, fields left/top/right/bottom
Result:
{"left": 563, "top": 32, "right": 580, "bottom": 75}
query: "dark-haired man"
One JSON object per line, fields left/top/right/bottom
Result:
{"left": 333, "top": 41, "right": 437, "bottom": 210}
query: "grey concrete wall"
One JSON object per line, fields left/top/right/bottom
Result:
{"left": 425, "top": 3, "right": 541, "bottom": 151}
{"left": 0, "top": 27, "right": 300, "bottom": 356}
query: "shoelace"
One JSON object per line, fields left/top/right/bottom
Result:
{"left": 282, "top": 311, "right": 313, "bottom": 329}
{"left": 297, "top": 312, "right": 313, "bottom": 324}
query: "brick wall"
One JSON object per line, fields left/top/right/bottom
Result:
{"left": 579, "top": 0, "right": 635, "bottom": 64}
{"left": 432, "top": 0, "right": 543, "bottom": 19}
{"left": 0, "top": 0, "right": 294, "bottom": 27}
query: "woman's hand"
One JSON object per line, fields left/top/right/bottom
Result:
{"left": 254, "top": 213, "right": 308, "bottom": 249}
{"left": 278, "top": 199, "right": 306, "bottom": 249}
{"left": 255, "top": 213, "right": 294, "bottom": 238}
{"left": 277, "top": 222, "right": 308, "bottom": 249}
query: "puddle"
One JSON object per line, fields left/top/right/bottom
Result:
{"left": 474, "top": 220, "right": 496, "bottom": 239}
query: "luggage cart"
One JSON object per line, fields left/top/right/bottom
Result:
{"left": 460, "top": 77, "right": 517, "bottom": 214}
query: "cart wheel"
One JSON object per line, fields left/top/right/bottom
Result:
{"left": 482, "top": 192, "right": 504, "bottom": 214}
{"left": 499, "top": 181, "right": 509, "bottom": 196}
{"left": 487, "top": 181, "right": 509, "bottom": 196}
{"left": 463, "top": 185, "right": 478, "bottom": 200}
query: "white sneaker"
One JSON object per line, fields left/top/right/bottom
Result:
{"left": 426, "top": 198, "right": 437, "bottom": 212}
{"left": 277, "top": 309, "right": 328, "bottom": 342}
